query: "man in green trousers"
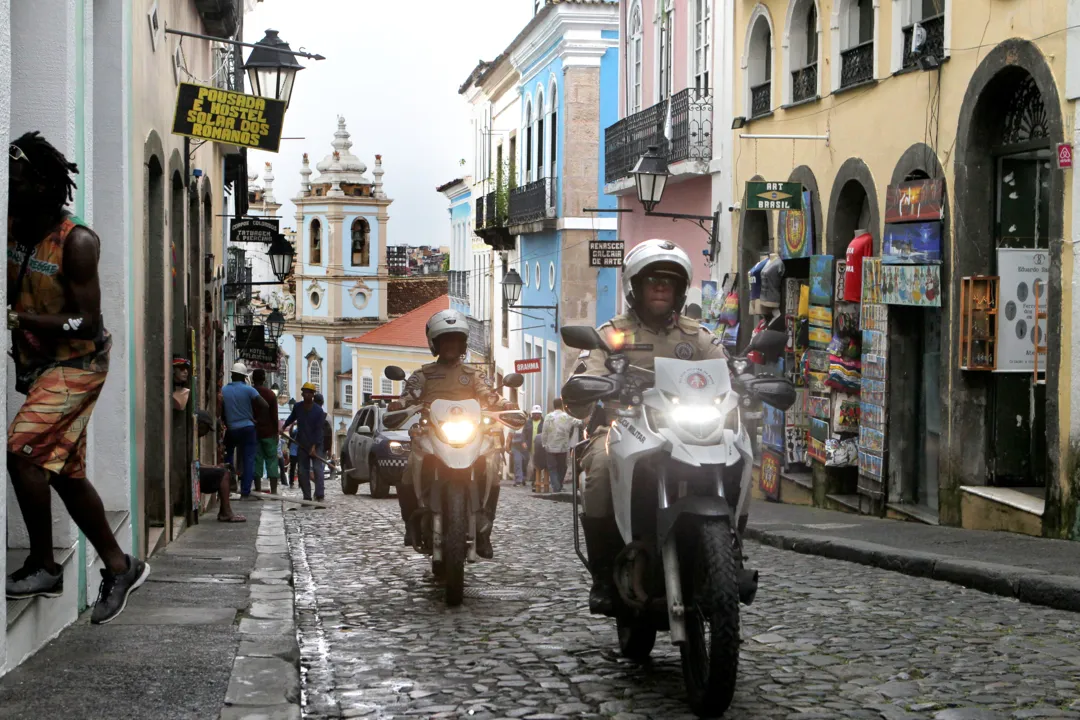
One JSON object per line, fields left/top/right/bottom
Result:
{"left": 251, "top": 368, "right": 281, "bottom": 494}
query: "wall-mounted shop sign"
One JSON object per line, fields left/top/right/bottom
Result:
{"left": 514, "top": 358, "right": 542, "bottom": 374}
{"left": 745, "top": 181, "right": 804, "bottom": 210}
{"left": 589, "top": 240, "right": 624, "bottom": 267}
{"left": 884, "top": 178, "right": 944, "bottom": 223}
{"left": 235, "top": 324, "right": 278, "bottom": 365}
{"left": 996, "top": 249, "right": 1050, "bottom": 372}
{"left": 172, "top": 82, "right": 287, "bottom": 152}
{"left": 230, "top": 217, "right": 280, "bottom": 244}
{"left": 1057, "top": 143, "right": 1073, "bottom": 169}
{"left": 882, "top": 221, "right": 943, "bottom": 264}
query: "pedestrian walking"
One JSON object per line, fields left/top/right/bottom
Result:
{"left": 541, "top": 398, "right": 582, "bottom": 493}
{"left": 220, "top": 362, "right": 269, "bottom": 499}
{"left": 288, "top": 425, "right": 299, "bottom": 487}
{"left": 250, "top": 369, "right": 281, "bottom": 494}
{"left": 283, "top": 383, "right": 327, "bottom": 501}
{"left": 525, "top": 405, "right": 548, "bottom": 492}
{"left": 506, "top": 426, "right": 529, "bottom": 487}
{"left": 4, "top": 131, "right": 149, "bottom": 624}
{"left": 314, "top": 392, "right": 336, "bottom": 478}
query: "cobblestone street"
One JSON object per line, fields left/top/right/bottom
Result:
{"left": 286, "top": 486, "right": 1080, "bottom": 720}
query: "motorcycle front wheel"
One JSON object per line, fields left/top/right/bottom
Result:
{"left": 680, "top": 519, "right": 740, "bottom": 717}
{"left": 443, "top": 480, "right": 468, "bottom": 607}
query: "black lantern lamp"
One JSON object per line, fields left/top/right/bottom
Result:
{"left": 266, "top": 309, "right": 286, "bottom": 342}
{"left": 630, "top": 144, "right": 670, "bottom": 213}
{"left": 501, "top": 268, "right": 524, "bottom": 306}
{"left": 267, "top": 233, "right": 295, "bottom": 283}
{"left": 243, "top": 29, "right": 305, "bottom": 108}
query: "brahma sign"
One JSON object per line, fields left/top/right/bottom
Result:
{"left": 514, "top": 358, "right": 542, "bottom": 374}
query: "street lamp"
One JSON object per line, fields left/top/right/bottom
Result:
{"left": 243, "top": 29, "right": 305, "bottom": 108}
{"left": 267, "top": 233, "right": 295, "bottom": 283}
{"left": 501, "top": 268, "right": 524, "bottom": 307}
{"left": 630, "top": 145, "right": 722, "bottom": 261}
{"left": 266, "top": 309, "right": 286, "bottom": 342}
{"left": 630, "top": 145, "right": 670, "bottom": 213}
{"left": 500, "top": 269, "right": 558, "bottom": 332}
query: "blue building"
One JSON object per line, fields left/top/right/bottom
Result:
{"left": 276, "top": 117, "right": 392, "bottom": 449}
{"left": 504, "top": 0, "right": 621, "bottom": 411}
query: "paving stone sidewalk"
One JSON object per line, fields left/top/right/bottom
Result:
{"left": 536, "top": 492, "right": 1080, "bottom": 613}
{"left": 0, "top": 499, "right": 300, "bottom": 720}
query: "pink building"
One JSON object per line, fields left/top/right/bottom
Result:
{"left": 605, "top": 0, "right": 722, "bottom": 299}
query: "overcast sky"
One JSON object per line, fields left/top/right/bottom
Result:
{"left": 244, "top": 0, "right": 533, "bottom": 245}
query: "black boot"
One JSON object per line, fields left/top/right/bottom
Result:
{"left": 475, "top": 484, "right": 500, "bottom": 560}
{"left": 581, "top": 515, "right": 622, "bottom": 616}
{"left": 398, "top": 486, "right": 419, "bottom": 546}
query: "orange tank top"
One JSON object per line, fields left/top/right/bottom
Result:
{"left": 7, "top": 216, "right": 109, "bottom": 372}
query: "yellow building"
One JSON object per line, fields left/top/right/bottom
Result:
{"left": 731, "top": 0, "right": 1075, "bottom": 538}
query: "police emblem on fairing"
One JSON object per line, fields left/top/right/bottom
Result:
{"left": 685, "top": 372, "right": 709, "bottom": 390}
{"left": 674, "top": 342, "right": 694, "bottom": 360}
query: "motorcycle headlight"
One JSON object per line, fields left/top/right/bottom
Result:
{"left": 669, "top": 404, "right": 724, "bottom": 437}
{"left": 388, "top": 441, "right": 408, "bottom": 456}
{"left": 440, "top": 420, "right": 477, "bottom": 446}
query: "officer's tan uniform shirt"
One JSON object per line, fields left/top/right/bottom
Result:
{"left": 573, "top": 311, "right": 728, "bottom": 378}
{"left": 400, "top": 360, "right": 503, "bottom": 408}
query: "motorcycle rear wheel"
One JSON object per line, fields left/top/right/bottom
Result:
{"left": 443, "top": 482, "right": 468, "bottom": 607}
{"left": 680, "top": 519, "right": 740, "bottom": 717}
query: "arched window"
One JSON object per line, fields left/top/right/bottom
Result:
{"left": 308, "top": 357, "right": 322, "bottom": 392}
{"left": 627, "top": 1, "right": 643, "bottom": 113}
{"left": 536, "top": 88, "right": 546, "bottom": 180}
{"left": 692, "top": 0, "right": 712, "bottom": 91}
{"left": 657, "top": 0, "right": 674, "bottom": 102}
{"left": 524, "top": 99, "right": 533, "bottom": 182}
{"left": 548, "top": 81, "right": 558, "bottom": 182}
{"left": 351, "top": 217, "right": 370, "bottom": 266}
{"left": 310, "top": 218, "right": 322, "bottom": 265}
{"left": 747, "top": 12, "right": 773, "bottom": 119}
{"left": 786, "top": 0, "right": 820, "bottom": 104}
{"left": 837, "top": 0, "right": 875, "bottom": 89}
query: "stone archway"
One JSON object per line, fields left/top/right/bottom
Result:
{"left": 826, "top": 157, "right": 880, "bottom": 257}
{"left": 787, "top": 165, "right": 824, "bottom": 253}
{"left": 738, "top": 175, "right": 773, "bottom": 345}
{"left": 951, "top": 39, "right": 1066, "bottom": 535}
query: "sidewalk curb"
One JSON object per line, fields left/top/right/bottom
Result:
{"left": 745, "top": 527, "right": 1080, "bottom": 614}
{"left": 220, "top": 503, "right": 302, "bottom": 720}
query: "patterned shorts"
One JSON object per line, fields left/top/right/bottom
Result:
{"left": 8, "top": 364, "right": 107, "bottom": 479}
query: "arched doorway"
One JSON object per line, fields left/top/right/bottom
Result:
{"left": 144, "top": 141, "right": 167, "bottom": 543}
{"left": 953, "top": 40, "right": 1064, "bottom": 534}
{"left": 827, "top": 157, "right": 880, "bottom": 258}
{"left": 738, "top": 175, "right": 772, "bottom": 346}
{"left": 170, "top": 167, "right": 188, "bottom": 522}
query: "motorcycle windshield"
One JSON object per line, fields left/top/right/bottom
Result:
{"left": 653, "top": 358, "right": 731, "bottom": 399}
{"left": 429, "top": 399, "right": 483, "bottom": 424}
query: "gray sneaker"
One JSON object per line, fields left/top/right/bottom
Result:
{"left": 90, "top": 555, "right": 150, "bottom": 625}
{"left": 6, "top": 564, "right": 63, "bottom": 600}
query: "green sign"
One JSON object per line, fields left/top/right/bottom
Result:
{"left": 745, "top": 181, "right": 804, "bottom": 210}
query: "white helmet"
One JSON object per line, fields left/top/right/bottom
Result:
{"left": 622, "top": 239, "right": 694, "bottom": 312}
{"left": 425, "top": 309, "right": 470, "bottom": 355}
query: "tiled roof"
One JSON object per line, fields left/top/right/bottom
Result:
{"left": 345, "top": 295, "right": 450, "bottom": 349}
{"left": 436, "top": 177, "right": 466, "bottom": 193}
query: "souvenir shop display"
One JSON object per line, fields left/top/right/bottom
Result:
{"left": 879, "top": 264, "right": 941, "bottom": 307}
{"left": 760, "top": 449, "right": 782, "bottom": 501}
{"left": 858, "top": 259, "right": 890, "bottom": 496}
{"left": 778, "top": 190, "right": 814, "bottom": 259}
{"left": 762, "top": 403, "right": 785, "bottom": 452}
{"left": 809, "top": 255, "right": 834, "bottom": 305}
{"left": 825, "top": 437, "right": 858, "bottom": 467}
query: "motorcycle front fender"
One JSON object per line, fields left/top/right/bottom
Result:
{"left": 656, "top": 494, "right": 732, "bottom": 549}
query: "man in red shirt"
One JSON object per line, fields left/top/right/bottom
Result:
{"left": 251, "top": 369, "right": 281, "bottom": 494}
{"left": 844, "top": 230, "right": 874, "bottom": 303}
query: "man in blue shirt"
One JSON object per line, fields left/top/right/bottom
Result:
{"left": 219, "top": 362, "right": 269, "bottom": 498}
{"left": 283, "top": 382, "right": 327, "bottom": 501}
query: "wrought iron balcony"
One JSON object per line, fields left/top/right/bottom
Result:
{"left": 840, "top": 41, "right": 875, "bottom": 89}
{"left": 475, "top": 194, "right": 485, "bottom": 229}
{"left": 902, "top": 15, "right": 944, "bottom": 70}
{"left": 467, "top": 317, "right": 491, "bottom": 358}
{"left": 792, "top": 63, "right": 818, "bottom": 104}
{"left": 484, "top": 191, "right": 498, "bottom": 227}
{"left": 750, "top": 81, "right": 771, "bottom": 118}
{"left": 508, "top": 177, "right": 556, "bottom": 226}
{"left": 604, "top": 87, "right": 713, "bottom": 185}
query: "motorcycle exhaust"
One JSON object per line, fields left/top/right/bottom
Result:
{"left": 738, "top": 568, "right": 759, "bottom": 605}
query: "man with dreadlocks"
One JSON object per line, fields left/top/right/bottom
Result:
{"left": 4, "top": 131, "right": 149, "bottom": 624}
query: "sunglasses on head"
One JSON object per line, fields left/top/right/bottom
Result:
{"left": 9, "top": 145, "right": 30, "bottom": 165}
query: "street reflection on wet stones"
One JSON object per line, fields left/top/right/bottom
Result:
{"left": 284, "top": 487, "right": 1080, "bottom": 719}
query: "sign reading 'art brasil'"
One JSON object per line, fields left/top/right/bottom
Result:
{"left": 744, "top": 181, "right": 804, "bottom": 210}
{"left": 172, "top": 82, "right": 287, "bottom": 153}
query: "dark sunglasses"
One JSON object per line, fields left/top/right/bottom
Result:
{"left": 643, "top": 275, "right": 678, "bottom": 289}
{"left": 9, "top": 145, "right": 30, "bottom": 165}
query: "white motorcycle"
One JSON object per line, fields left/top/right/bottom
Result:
{"left": 561, "top": 324, "right": 795, "bottom": 717}
{"left": 383, "top": 367, "right": 526, "bottom": 607}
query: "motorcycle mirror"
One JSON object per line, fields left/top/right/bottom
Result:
{"left": 502, "top": 372, "right": 525, "bottom": 389}
{"left": 746, "top": 329, "right": 787, "bottom": 364}
{"left": 563, "top": 374, "right": 618, "bottom": 405}
{"left": 384, "top": 365, "right": 407, "bottom": 382}
{"left": 560, "top": 325, "right": 608, "bottom": 352}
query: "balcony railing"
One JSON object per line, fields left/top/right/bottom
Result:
{"left": 604, "top": 87, "right": 713, "bottom": 184}
{"left": 792, "top": 63, "right": 818, "bottom": 104}
{"left": 484, "top": 191, "right": 497, "bottom": 228}
{"left": 475, "top": 194, "right": 485, "bottom": 229}
{"left": 902, "top": 15, "right": 944, "bottom": 70}
{"left": 467, "top": 317, "right": 491, "bottom": 358}
{"left": 750, "top": 81, "right": 771, "bottom": 118}
{"left": 840, "top": 41, "right": 875, "bottom": 89}
{"left": 508, "top": 177, "right": 556, "bottom": 226}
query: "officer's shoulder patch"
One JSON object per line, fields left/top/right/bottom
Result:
{"left": 676, "top": 315, "right": 703, "bottom": 334}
